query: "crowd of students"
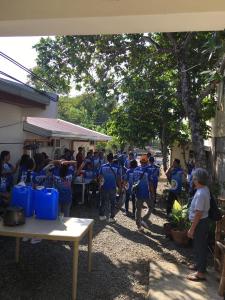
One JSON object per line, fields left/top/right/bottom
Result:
{"left": 98, "top": 151, "right": 160, "bottom": 232}
{"left": 0, "top": 148, "right": 161, "bottom": 233}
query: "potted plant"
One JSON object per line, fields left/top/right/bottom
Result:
{"left": 170, "top": 204, "right": 190, "bottom": 246}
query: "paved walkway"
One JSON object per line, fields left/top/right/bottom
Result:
{"left": 148, "top": 260, "right": 223, "bottom": 300}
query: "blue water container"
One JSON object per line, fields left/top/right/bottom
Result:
{"left": 12, "top": 185, "right": 34, "bottom": 217}
{"left": 34, "top": 188, "right": 59, "bottom": 220}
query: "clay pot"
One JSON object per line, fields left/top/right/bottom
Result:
{"left": 171, "top": 228, "right": 189, "bottom": 246}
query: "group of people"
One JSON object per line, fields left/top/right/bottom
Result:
{"left": 0, "top": 148, "right": 160, "bottom": 232}
{"left": 98, "top": 152, "right": 160, "bottom": 231}
{"left": 0, "top": 147, "right": 212, "bottom": 281}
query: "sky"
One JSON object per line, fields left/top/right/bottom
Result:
{"left": 0, "top": 36, "right": 43, "bottom": 83}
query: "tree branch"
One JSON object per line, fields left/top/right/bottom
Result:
{"left": 143, "top": 35, "right": 173, "bottom": 53}
{"left": 181, "top": 32, "right": 194, "bottom": 49}
{"left": 166, "top": 33, "right": 178, "bottom": 48}
{"left": 197, "top": 53, "right": 225, "bottom": 104}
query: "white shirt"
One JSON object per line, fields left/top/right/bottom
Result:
{"left": 189, "top": 186, "right": 210, "bottom": 221}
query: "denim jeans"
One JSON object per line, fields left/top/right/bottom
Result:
{"left": 135, "top": 197, "right": 154, "bottom": 227}
{"left": 59, "top": 201, "right": 72, "bottom": 217}
{"left": 125, "top": 191, "right": 136, "bottom": 215}
{"left": 99, "top": 189, "right": 116, "bottom": 218}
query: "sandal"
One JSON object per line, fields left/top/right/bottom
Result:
{"left": 187, "top": 273, "right": 206, "bottom": 282}
{"left": 188, "top": 264, "right": 197, "bottom": 271}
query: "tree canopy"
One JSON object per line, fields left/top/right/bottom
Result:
{"left": 30, "top": 32, "right": 225, "bottom": 167}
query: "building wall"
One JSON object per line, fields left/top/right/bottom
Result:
{"left": 23, "top": 100, "right": 58, "bottom": 119}
{"left": 0, "top": 102, "right": 25, "bottom": 164}
{"left": 73, "top": 141, "right": 94, "bottom": 155}
{"left": 0, "top": 99, "right": 57, "bottom": 164}
{"left": 170, "top": 143, "right": 191, "bottom": 170}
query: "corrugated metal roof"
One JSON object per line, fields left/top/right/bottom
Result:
{"left": 0, "top": 77, "right": 58, "bottom": 106}
{"left": 24, "top": 117, "right": 111, "bottom": 141}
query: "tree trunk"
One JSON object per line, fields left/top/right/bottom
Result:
{"left": 177, "top": 51, "right": 206, "bottom": 167}
{"left": 161, "top": 124, "right": 169, "bottom": 172}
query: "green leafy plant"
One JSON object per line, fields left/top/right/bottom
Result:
{"left": 171, "top": 204, "right": 191, "bottom": 231}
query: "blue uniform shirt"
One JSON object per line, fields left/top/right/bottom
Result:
{"left": 133, "top": 166, "right": 152, "bottom": 199}
{"left": 83, "top": 170, "right": 96, "bottom": 184}
{"left": 0, "top": 176, "right": 10, "bottom": 205}
{"left": 148, "top": 164, "right": 160, "bottom": 189}
{"left": 170, "top": 167, "right": 183, "bottom": 194}
{"left": 99, "top": 163, "right": 120, "bottom": 191}
{"left": 33, "top": 169, "right": 47, "bottom": 186}
{"left": 53, "top": 172, "right": 72, "bottom": 204}
{"left": 124, "top": 168, "right": 135, "bottom": 194}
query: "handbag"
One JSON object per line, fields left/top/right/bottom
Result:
{"left": 208, "top": 193, "right": 222, "bottom": 221}
{"left": 131, "top": 170, "right": 146, "bottom": 194}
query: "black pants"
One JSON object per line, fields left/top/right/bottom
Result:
{"left": 125, "top": 191, "right": 136, "bottom": 214}
{"left": 166, "top": 191, "right": 179, "bottom": 215}
{"left": 193, "top": 218, "right": 209, "bottom": 273}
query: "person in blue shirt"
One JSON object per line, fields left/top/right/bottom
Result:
{"left": 54, "top": 163, "right": 73, "bottom": 217}
{"left": 123, "top": 159, "right": 137, "bottom": 217}
{"left": 19, "top": 158, "right": 35, "bottom": 186}
{"left": 165, "top": 158, "right": 184, "bottom": 216}
{"left": 1, "top": 150, "right": 17, "bottom": 189}
{"left": 82, "top": 162, "right": 97, "bottom": 184}
{"left": 99, "top": 151, "right": 106, "bottom": 167}
{"left": 32, "top": 153, "right": 47, "bottom": 187}
{"left": 133, "top": 155, "right": 155, "bottom": 232}
{"left": 124, "top": 152, "right": 135, "bottom": 170}
{"left": 17, "top": 154, "right": 30, "bottom": 183}
{"left": 148, "top": 156, "right": 160, "bottom": 203}
{"left": 0, "top": 160, "right": 11, "bottom": 208}
{"left": 99, "top": 153, "right": 121, "bottom": 223}
{"left": 92, "top": 151, "right": 101, "bottom": 173}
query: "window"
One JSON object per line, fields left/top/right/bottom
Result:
{"left": 55, "top": 139, "right": 61, "bottom": 147}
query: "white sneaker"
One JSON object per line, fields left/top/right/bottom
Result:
{"left": 22, "top": 237, "right": 30, "bottom": 242}
{"left": 108, "top": 218, "right": 116, "bottom": 223}
{"left": 30, "top": 238, "right": 42, "bottom": 244}
{"left": 137, "top": 226, "right": 144, "bottom": 232}
{"left": 99, "top": 216, "right": 107, "bottom": 221}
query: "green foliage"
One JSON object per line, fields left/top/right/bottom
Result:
{"left": 58, "top": 93, "right": 116, "bottom": 132}
{"left": 171, "top": 204, "right": 191, "bottom": 231}
{"left": 30, "top": 32, "right": 225, "bottom": 159}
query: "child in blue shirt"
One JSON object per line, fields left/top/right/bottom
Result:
{"left": 54, "top": 163, "right": 73, "bottom": 217}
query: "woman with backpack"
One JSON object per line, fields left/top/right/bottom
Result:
{"left": 187, "top": 168, "right": 210, "bottom": 281}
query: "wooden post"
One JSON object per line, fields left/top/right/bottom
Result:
{"left": 88, "top": 223, "right": 93, "bottom": 272}
{"left": 72, "top": 241, "right": 79, "bottom": 300}
{"left": 15, "top": 237, "right": 20, "bottom": 263}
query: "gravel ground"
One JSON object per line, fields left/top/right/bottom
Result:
{"left": 0, "top": 179, "right": 194, "bottom": 300}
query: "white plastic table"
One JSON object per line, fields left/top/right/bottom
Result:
{"left": 0, "top": 217, "right": 94, "bottom": 300}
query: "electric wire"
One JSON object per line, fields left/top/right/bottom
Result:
{"left": 0, "top": 50, "right": 57, "bottom": 91}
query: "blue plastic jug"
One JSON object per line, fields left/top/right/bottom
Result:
{"left": 12, "top": 185, "right": 34, "bottom": 217}
{"left": 34, "top": 188, "right": 59, "bottom": 220}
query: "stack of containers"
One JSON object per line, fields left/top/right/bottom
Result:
{"left": 12, "top": 186, "right": 59, "bottom": 220}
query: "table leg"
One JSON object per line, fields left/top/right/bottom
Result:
{"left": 72, "top": 241, "right": 79, "bottom": 300}
{"left": 82, "top": 184, "right": 85, "bottom": 204}
{"left": 15, "top": 237, "right": 20, "bottom": 263}
{"left": 88, "top": 224, "right": 93, "bottom": 272}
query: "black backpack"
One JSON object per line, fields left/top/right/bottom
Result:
{"left": 208, "top": 193, "right": 222, "bottom": 222}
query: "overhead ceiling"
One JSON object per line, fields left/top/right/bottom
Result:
{"left": 1, "top": 0, "right": 225, "bottom": 36}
